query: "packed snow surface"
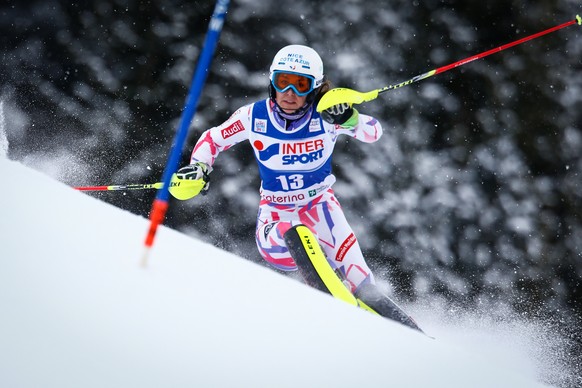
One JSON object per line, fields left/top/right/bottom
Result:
{"left": 0, "top": 158, "right": 567, "bottom": 387}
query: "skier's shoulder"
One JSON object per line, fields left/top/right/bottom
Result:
{"left": 218, "top": 101, "right": 262, "bottom": 132}
{"left": 228, "top": 101, "right": 258, "bottom": 120}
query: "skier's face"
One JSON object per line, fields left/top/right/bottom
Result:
{"left": 275, "top": 89, "right": 307, "bottom": 113}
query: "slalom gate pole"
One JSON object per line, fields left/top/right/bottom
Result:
{"left": 142, "top": 0, "right": 229, "bottom": 263}
{"left": 317, "top": 15, "right": 581, "bottom": 111}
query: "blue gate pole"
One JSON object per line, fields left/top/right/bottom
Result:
{"left": 144, "top": 0, "right": 229, "bottom": 254}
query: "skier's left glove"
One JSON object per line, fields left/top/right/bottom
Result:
{"left": 321, "top": 102, "right": 359, "bottom": 126}
{"left": 176, "top": 162, "right": 212, "bottom": 194}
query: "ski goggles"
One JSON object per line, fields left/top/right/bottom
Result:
{"left": 271, "top": 71, "right": 316, "bottom": 96}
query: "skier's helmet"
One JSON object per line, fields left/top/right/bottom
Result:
{"left": 269, "top": 45, "right": 324, "bottom": 97}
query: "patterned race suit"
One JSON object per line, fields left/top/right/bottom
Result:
{"left": 190, "top": 99, "right": 383, "bottom": 291}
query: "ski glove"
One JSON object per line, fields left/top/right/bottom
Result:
{"left": 176, "top": 162, "right": 212, "bottom": 193}
{"left": 320, "top": 102, "right": 358, "bottom": 126}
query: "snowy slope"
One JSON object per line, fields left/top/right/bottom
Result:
{"left": 0, "top": 158, "right": 561, "bottom": 388}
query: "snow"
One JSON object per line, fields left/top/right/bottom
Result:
{"left": 0, "top": 101, "right": 7, "bottom": 158}
{"left": 0, "top": 157, "right": 566, "bottom": 387}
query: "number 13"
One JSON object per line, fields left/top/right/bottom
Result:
{"left": 276, "top": 174, "right": 304, "bottom": 190}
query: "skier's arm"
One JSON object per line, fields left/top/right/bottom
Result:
{"left": 176, "top": 105, "right": 252, "bottom": 193}
{"left": 190, "top": 104, "right": 253, "bottom": 166}
{"left": 322, "top": 103, "right": 383, "bottom": 143}
{"left": 337, "top": 110, "right": 383, "bottom": 143}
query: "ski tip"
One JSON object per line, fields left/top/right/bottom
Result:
{"left": 577, "top": 14, "right": 581, "bottom": 26}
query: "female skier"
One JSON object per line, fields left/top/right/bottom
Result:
{"left": 178, "top": 44, "right": 421, "bottom": 331}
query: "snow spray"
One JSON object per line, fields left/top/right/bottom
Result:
{"left": 0, "top": 100, "right": 8, "bottom": 158}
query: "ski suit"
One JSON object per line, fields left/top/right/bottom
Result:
{"left": 190, "top": 99, "right": 383, "bottom": 292}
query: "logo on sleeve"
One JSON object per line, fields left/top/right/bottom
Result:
{"left": 221, "top": 120, "right": 245, "bottom": 139}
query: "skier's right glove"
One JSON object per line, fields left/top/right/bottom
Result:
{"left": 176, "top": 162, "right": 212, "bottom": 194}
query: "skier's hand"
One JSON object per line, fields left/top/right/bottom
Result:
{"left": 176, "top": 162, "right": 212, "bottom": 193}
{"left": 320, "top": 102, "right": 358, "bottom": 125}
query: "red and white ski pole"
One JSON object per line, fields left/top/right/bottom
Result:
{"left": 74, "top": 177, "right": 206, "bottom": 200}
{"left": 318, "top": 15, "right": 581, "bottom": 111}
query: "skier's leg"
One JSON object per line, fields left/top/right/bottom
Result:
{"left": 300, "top": 189, "right": 374, "bottom": 292}
{"left": 256, "top": 219, "right": 298, "bottom": 271}
{"left": 304, "top": 190, "right": 423, "bottom": 332}
{"left": 283, "top": 224, "right": 359, "bottom": 306}
{"left": 255, "top": 197, "right": 346, "bottom": 285}
{"left": 255, "top": 200, "right": 307, "bottom": 272}
{"left": 254, "top": 189, "right": 373, "bottom": 291}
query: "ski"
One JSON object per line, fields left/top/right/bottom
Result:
{"left": 284, "top": 224, "right": 424, "bottom": 333}
{"left": 354, "top": 283, "right": 424, "bottom": 333}
{"left": 284, "top": 224, "right": 359, "bottom": 307}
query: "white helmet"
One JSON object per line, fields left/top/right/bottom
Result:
{"left": 269, "top": 45, "right": 324, "bottom": 89}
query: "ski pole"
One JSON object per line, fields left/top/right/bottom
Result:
{"left": 74, "top": 176, "right": 206, "bottom": 200}
{"left": 317, "top": 15, "right": 582, "bottom": 111}
{"left": 75, "top": 183, "right": 163, "bottom": 192}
